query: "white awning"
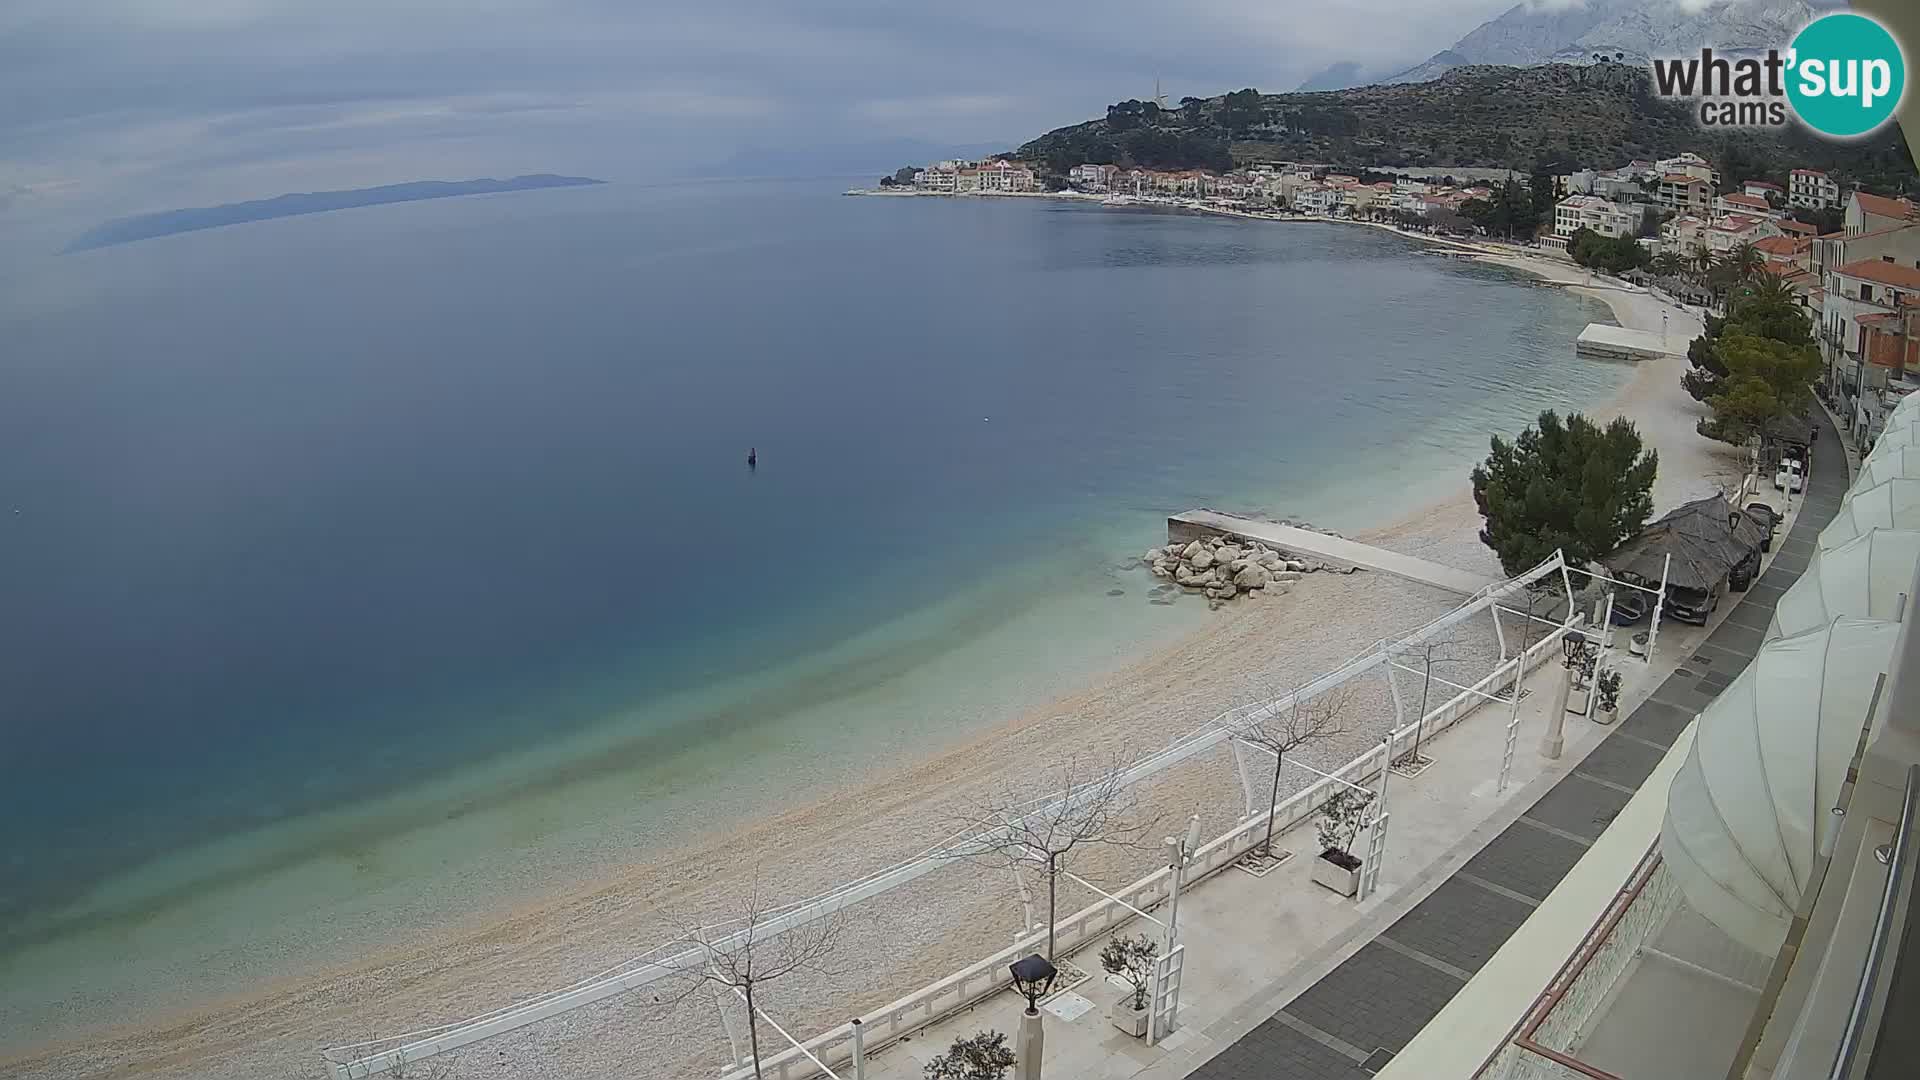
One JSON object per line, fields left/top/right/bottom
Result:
{"left": 1661, "top": 617, "right": 1900, "bottom": 956}
{"left": 1822, "top": 478, "right": 1920, "bottom": 549}
{"left": 1865, "top": 421, "right": 1920, "bottom": 458}
{"left": 1769, "top": 530, "right": 1920, "bottom": 639}
{"left": 1855, "top": 445, "right": 1920, "bottom": 490}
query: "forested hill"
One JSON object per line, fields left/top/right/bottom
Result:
{"left": 1014, "top": 64, "right": 1915, "bottom": 193}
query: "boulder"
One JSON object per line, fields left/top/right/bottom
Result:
{"left": 1190, "top": 547, "right": 1215, "bottom": 570}
{"left": 1143, "top": 548, "right": 1163, "bottom": 564}
{"left": 1151, "top": 563, "right": 1173, "bottom": 579}
{"left": 1217, "top": 580, "right": 1237, "bottom": 598}
{"left": 1284, "top": 560, "right": 1308, "bottom": 573}
{"left": 1217, "top": 545, "right": 1243, "bottom": 563}
{"left": 1234, "top": 565, "right": 1270, "bottom": 589}
{"left": 1271, "top": 570, "right": 1303, "bottom": 583}
{"left": 1181, "top": 540, "right": 1205, "bottom": 560}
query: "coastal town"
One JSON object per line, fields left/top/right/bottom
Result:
{"left": 869, "top": 150, "right": 1920, "bottom": 459}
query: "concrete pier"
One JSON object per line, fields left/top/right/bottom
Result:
{"left": 1575, "top": 323, "right": 1672, "bottom": 362}
{"left": 1168, "top": 509, "right": 1498, "bottom": 596}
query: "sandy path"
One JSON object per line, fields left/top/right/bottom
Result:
{"left": 2, "top": 237, "right": 1742, "bottom": 1080}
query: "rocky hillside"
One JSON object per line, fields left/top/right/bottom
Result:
{"left": 1013, "top": 63, "right": 1915, "bottom": 192}
{"left": 1386, "top": 0, "right": 1818, "bottom": 84}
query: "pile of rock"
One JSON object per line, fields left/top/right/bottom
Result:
{"left": 1141, "top": 537, "right": 1321, "bottom": 605}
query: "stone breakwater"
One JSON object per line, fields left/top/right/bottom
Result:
{"left": 1141, "top": 535, "right": 1348, "bottom": 608}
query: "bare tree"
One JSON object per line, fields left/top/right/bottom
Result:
{"left": 1231, "top": 683, "right": 1355, "bottom": 858}
{"left": 656, "top": 873, "right": 847, "bottom": 1080}
{"left": 945, "top": 755, "right": 1152, "bottom": 963}
{"left": 1396, "top": 634, "right": 1470, "bottom": 765}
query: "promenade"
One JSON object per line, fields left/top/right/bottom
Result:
{"left": 850, "top": 418, "right": 1843, "bottom": 1080}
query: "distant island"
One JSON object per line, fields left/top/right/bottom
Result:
{"left": 65, "top": 174, "right": 607, "bottom": 252}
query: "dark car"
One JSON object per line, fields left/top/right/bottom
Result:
{"left": 1665, "top": 580, "right": 1724, "bottom": 625}
{"left": 1728, "top": 550, "right": 1761, "bottom": 592}
{"left": 1745, "top": 504, "right": 1781, "bottom": 552}
{"left": 1609, "top": 589, "right": 1651, "bottom": 625}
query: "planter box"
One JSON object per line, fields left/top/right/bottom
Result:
{"left": 1310, "top": 851, "right": 1361, "bottom": 897}
{"left": 1110, "top": 999, "right": 1150, "bottom": 1037}
{"left": 1596, "top": 706, "right": 1618, "bottom": 726}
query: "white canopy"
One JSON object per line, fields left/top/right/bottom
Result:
{"left": 1769, "top": 530, "right": 1920, "bottom": 639}
{"left": 1855, "top": 445, "right": 1920, "bottom": 490}
{"left": 1866, "top": 420, "right": 1920, "bottom": 458}
{"left": 1821, "top": 478, "right": 1920, "bottom": 549}
{"left": 1661, "top": 617, "right": 1900, "bottom": 956}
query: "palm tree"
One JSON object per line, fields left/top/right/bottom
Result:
{"left": 1652, "top": 251, "right": 1685, "bottom": 279}
{"left": 1726, "top": 241, "right": 1764, "bottom": 282}
{"left": 1691, "top": 245, "right": 1716, "bottom": 279}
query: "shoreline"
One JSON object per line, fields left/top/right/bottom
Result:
{"left": 2, "top": 208, "right": 1738, "bottom": 1080}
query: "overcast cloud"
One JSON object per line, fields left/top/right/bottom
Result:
{"left": 0, "top": 0, "right": 1535, "bottom": 224}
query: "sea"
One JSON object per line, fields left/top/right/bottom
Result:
{"left": 0, "top": 178, "right": 1622, "bottom": 1043}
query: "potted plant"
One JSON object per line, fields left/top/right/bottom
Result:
{"left": 1567, "top": 648, "right": 1597, "bottom": 714}
{"left": 1099, "top": 933, "right": 1158, "bottom": 1037}
{"left": 1310, "top": 788, "right": 1375, "bottom": 897}
{"left": 925, "top": 1030, "right": 1017, "bottom": 1080}
{"left": 1595, "top": 669, "right": 1623, "bottom": 725}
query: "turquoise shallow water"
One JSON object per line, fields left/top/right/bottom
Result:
{"left": 0, "top": 180, "right": 1620, "bottom": 1037}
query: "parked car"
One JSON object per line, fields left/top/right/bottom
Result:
{"left": 1745, "top": 502, "right": 1781, "bottom": 552}
{"left": 1666, "top": 579, "right": 1725, "bottom": 625}
{"left": 1728, "top": 550, "right": 1761, "bottom": 591}
{"left": 1609, "top": 589, "right": 1651, "bottom": 625}
{"left": 1774, "top": 457, "right": 1804, "bottom": 494}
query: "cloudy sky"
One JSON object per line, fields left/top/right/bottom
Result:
{"left": 0, "top": 0, "right": 1540, "bottom": 223}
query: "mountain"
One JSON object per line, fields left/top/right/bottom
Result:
{"left": 1294, "top": 62, "right": 1373, "bottom": 93}
{"left": 66, "top": 175, "right": 605, "bottom": 251}
{"left": 1013, "top": 64, "right": 1916, "bottom": 191}
{"left": 1386, "top": 0, "right": 1817, "bottom": 84}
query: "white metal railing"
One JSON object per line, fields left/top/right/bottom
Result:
{"left": 323, "top": 553, "right": 1575, "bottom": 1079}
{"left": 722, "top": 603, "right": 1578, "bottom": 1080}
{"left": 1830, "top": 763, "right": 1920, "bottom": 1080}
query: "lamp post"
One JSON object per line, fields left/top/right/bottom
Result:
{"left": 1009, "top": 954, "right": 1058, "bottom": 1080}
{"left": 1163, "top": 815, "right": 1204, "bottom": 953}
{"left": 1543, "top": 630, "right": 1588, "bottom": 760}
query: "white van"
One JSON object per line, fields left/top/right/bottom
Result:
{"left": 1774, "top": 457, "right": 1804, "bottom": 494}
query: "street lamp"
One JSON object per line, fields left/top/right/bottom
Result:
{"left": 1544, "top": 630, "right": 1589, "bottom": 760}
{"left": 1009, "top": 954, "right": 1057, "bottom": 1080}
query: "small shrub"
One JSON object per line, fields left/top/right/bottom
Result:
{"left": 1099, "top": 933, "right": 1159, "bottom": 1011}
{"left": 1315, "top": 788, "right": 1375, "bottom": 865}
{"left": 925, "top": 1030, "right": 1017, "bottom": 1080}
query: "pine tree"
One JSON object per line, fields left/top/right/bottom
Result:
{"left": 1471, "top": 411, "right": 1659, "bottom": 578}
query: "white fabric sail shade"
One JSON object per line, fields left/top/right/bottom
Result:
{"left": 1821, "top": 478, "right": 1920, "bottom": 549}
{"left": 1768, "top": 530, "right": 1920, "bottom": 639}
{"left": 1661, "top": 618, "right": 1901, "bottom": 956}
{"left": 1854, "top": 445, "right": 1920, "bottom": 491}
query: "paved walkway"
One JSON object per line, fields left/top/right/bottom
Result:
{"left": 1182, "top": 414, "right": 1848, "bottom": 1080}
{"left": 1168, "top": 511, "right": 1499, "bottom": 596}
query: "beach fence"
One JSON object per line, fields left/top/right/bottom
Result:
{"left": 320, "top": 552, "right": 1578, "bottom": 1080}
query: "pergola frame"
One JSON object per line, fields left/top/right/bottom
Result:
{"left": 319, "top": 552, "right": 1577, "bottom": 1080}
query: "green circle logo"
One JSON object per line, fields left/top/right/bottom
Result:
{"left": 1787, "top": 13, "right": 1906, "bottom": 138}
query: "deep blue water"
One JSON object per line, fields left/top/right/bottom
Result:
{"left": 0, "top": 179, "right": 1615, "bottom": 967}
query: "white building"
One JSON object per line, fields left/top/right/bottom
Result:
{"left": 1713, "top": 192, "right": 1781, "bottom": 220}
{"left": 1067, "top": 164, "right": 1115, "bottom": 191}
{"left": 1553, "top": 194, "right": 1644, "bottom": 240}
{"left": 1790, "top": 167, "right": 1841, "bottom": 210}
{"left": 1656, "top": 173, "right": 1714, "bottom": 214}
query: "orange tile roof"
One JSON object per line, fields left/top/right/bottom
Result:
{"left": 1745, "top": 181, "right": 1784, "bottom": 191}
{"left": 1836, "top": 258, "right": 1920, "bottom": 290}
{"left": 1721, "top": 193, "right": 1770, "bottom": 210}
{"left": 1856, "top": 192, "right": 1916, "bottom": 220}
{"left": 1662, "top": 173, "right": 1707, "bottom": 184}
{"left": 1792, "top": 168, "right": 1828, "bottom": 177}
{"left": 1753, "top": 236, "right": 1806, "bottom": 256}
{"left": 1778, "top": 219, "right": 1818, "bottom": 235}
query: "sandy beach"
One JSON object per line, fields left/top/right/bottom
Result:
{"left": 3, "top": 235, "right": 1746, "bottom": 1080}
